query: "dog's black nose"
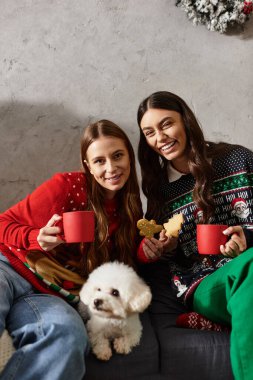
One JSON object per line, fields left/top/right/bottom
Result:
{"left": 94, "top": 298, "right": 103, "bottom": 308}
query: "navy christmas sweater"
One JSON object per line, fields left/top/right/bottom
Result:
{"left": 158, "top": 145, "right": 253, "bottom": 305}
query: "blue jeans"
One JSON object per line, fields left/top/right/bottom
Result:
{"left": 0, "top": 253, "right": 89, "bottom": 380}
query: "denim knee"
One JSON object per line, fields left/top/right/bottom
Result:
{"left": 2, "top": 293, "right": 89, "bottom": 380}
{"left": 54, "top": 305, "right": 90, "bottom": 354}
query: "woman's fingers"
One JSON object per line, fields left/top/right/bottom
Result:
{"left": 223, "top": 225, "right": 243, "bottom": 236}
{"left": 143, "top": 237, "right": 163, "bottom": 259}
{"left": 221, "top": 243, "right": 239, "bottom": 258}
{"left": 41, "top": 225, "right": 62, "bottom": 237}
{"left": 230, "top": 233, "right": 246, "bottom": 252}
{"left": 221, "top": 237, "right": 244, "bottom": 257}
{"left": 159, "top": 229, "right": 168, "bottom": 242}
{"left": 142, "top": 233, "right": 178, "bottom": 260}
{"left": 43, "top": 214, "right": 63, "bottom": 236}
{"left": 222, "top": 225, "right": 247, "bottom": 257}
{"left": 143, "top": 244, "right": 157, "bottom": 259}
{"left": 37, "top": 214, "right": 64, "bottom": 251}
{"left": 46, "top": 214, "right": 62, "bottom": 227}
{"left": 148, "top": 238, "right": 163, "bottom": 255}
{"left": 163, "top": 235, "right": 178, "bottom": 252}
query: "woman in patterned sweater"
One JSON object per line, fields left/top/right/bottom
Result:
{"left": 0, "top": 119, "right": 142, "bottom": 379}
{"left": 137, "top": 91, "right": 253, "bottom": 380}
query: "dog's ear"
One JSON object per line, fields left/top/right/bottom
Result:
{"left": 79, "top": 280, "right": 93, "bottom": 305}
{"left": 128, "top": 281, "right": 152, "bottom": 313}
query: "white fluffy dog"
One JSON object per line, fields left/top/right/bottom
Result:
{"left": 79, "top": 261, "right": 152, "bottom": 361}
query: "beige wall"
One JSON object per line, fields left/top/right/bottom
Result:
{"left": 1, "top": 0, "right": 253, "bottom": 211}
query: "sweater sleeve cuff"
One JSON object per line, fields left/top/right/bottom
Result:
{"left": 243, "top": 228, "right": 253, "bottom": 249}
{"left": 27, "top": 229, "right": 44, "bottom": 251}
{"left": 137, "top": 239, "right": 159, "bottom": 264}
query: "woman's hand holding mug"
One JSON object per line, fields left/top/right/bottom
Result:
{"left": 37, "top": 214, "right": 65, "bottom": 252}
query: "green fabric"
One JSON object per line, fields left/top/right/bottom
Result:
{"left": 193, "top": 248, "right": 253, "bottom": 380}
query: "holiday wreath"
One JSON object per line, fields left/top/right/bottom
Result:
{"left": 176, "top": 0, "right": 253, "bottom": 33}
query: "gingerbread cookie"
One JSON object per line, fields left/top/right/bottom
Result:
{"left": 137, "top": 219, "right": 163, "bottom": 239}
{"left": 163, "top": 214, "right": 184, "bottom": 238}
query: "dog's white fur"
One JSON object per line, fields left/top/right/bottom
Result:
{"left": 79, "top": 261, "right": 152, "bottom": 361}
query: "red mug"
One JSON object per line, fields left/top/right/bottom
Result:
{"left": 58, "top": 211, "right": 95, "bottom": 243}
{"left": 197, "top": 224, "right": 228, "bottom": 255}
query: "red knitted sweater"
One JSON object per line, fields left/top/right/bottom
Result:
{"left": 0, "top": 172, "right": 119, "bottom": 302}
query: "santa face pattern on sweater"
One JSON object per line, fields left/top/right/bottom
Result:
{"left": 159, "top": 145, "right": 253, "bottom": 303}
{"left": 231, "top": 197, "right": 250, "bottom": 219}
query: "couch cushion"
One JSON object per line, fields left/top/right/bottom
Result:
{"left": 154, "top": 321, "right": 232, "bottom": 379}
{"left": 84, "top": 311, "right": 160, "bottom": 380}
{"left": 144, "top": 260, "right": 233, "bottom": 380}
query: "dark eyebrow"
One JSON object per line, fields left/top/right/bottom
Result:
{"left": 141, "top": 126, "right": 153, "bottom": 132}
{"left": 158, "top": 117, "right": 174, "bottom": 127}
{"left": 142, "top": 117, "right": 173, "bottom": 131}
{"left": 91, "top": 156, "right": 103, "bottom": 162}
{"left": 91, "top": 149, "right": 124, "bottom": 162}
{"left": 113, "top": 149, "right": 124, "bottom": 154}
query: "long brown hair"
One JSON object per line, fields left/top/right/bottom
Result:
{"left": 137, "top": 91, "right": 228, "bottom": 223}
{"left": 80, "top": 119, "right": 142, "bottom": 275}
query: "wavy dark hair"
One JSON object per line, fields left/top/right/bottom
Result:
{"left": 137, "top": 91, "right": 230, "bottom": 223}
{"left": 80, "top": 119, "right": 142, "bottom": 275}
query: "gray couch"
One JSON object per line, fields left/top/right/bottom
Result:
{"left": 84, "top": 260, "right": 233, "bottom": 380}
{"left": 0, "top": 261, "right": 232, "bottom": 379}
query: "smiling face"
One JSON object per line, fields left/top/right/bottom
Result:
{"left": 140, "top": 108, "right": 189, "bottom": 173}
{"left": 85, "top": 136, "right": 131, "bottom": 199}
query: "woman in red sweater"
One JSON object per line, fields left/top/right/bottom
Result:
{"left": 0, "top": 119, "right": 142, "bottom": 379}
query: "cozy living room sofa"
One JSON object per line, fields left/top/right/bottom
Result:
{"left": 84, "top": 260, "right": 233, "bottom": 380}
{"left": 0, "top": 260, "right": 233, "bottom": 380}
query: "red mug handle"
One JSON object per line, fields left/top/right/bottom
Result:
{"left": 53, "top": 219, "right": 65, "bottom": 241}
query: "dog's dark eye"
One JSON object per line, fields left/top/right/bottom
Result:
{"left": 97, "top": 288, "right": 101, "bottom": 291}
{"left": 111, "top": 289, "right": 119, "bottom": 297}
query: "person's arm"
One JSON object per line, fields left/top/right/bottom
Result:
{"left": 0, "top": 173, "right": 70, "bottom": 251}
{"left": 220, "top": 147, "right": 253, "bottom": 257}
